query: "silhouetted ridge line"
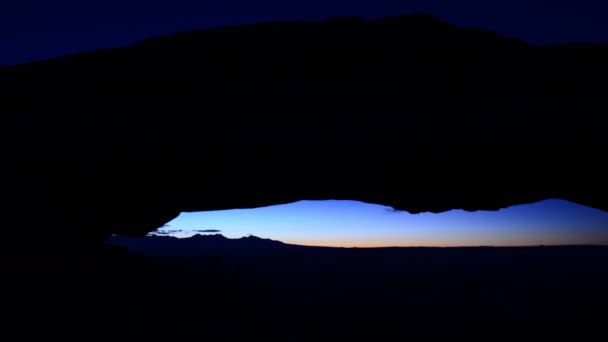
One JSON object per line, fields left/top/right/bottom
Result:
{"left": 2, "top": 13, "right": 532, "bottom": 70}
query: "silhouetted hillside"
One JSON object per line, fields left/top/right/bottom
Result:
{"left": 15, "top": 239, "right": 606, "bottom": 339}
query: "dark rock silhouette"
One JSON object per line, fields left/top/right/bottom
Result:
{"left": 0, "top": 13, "right": 606, "bottom": 251}
{"left": 109, "top": 234, "right": 287, "bottom": 257}
{"left": 99, "top": 238, "right": 608, "bottom": 339}
{"left": 5, "top": 230, "right": 608, "bottom": 338}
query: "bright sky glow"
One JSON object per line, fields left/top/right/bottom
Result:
{"left": 152, "top": 199, "right": 608, "bottom": 247}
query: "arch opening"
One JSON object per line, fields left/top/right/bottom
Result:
{"left": 114, "top": 199, "right": 608, "bottom": 248}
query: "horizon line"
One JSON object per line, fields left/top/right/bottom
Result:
{"left": 117, "top": 234, "right": 608, "bottom": 249}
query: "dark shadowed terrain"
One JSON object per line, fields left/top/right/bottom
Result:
{"left": 7, "top": 235, "right": 605, "bottom": 339}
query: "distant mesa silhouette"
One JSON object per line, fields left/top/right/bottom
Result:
{"left": 108, "top": 234, "right": 288, "bottom": 256}
{"left": 189, "top": 233, "right": 229, "bottom": 241}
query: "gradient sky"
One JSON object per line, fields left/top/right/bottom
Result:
{"left": 2, "top": 0, "right": 608, "bottom": 65}
{"left": 153, "top": 200, "right": 608, "bottom": 247}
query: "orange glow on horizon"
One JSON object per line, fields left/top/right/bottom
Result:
{"left": 287, "top": 236, "right": 604, "bottom": 248}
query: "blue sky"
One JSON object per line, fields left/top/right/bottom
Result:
{"left": 152, "top": 199, "right": 608, "bottom": 247}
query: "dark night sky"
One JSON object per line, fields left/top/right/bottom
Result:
{"left": 1, "top": 0, "right": 607, "bottom": 65}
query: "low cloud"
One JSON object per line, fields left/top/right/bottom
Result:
{"left": 151, "top": 229, "right": 183, "bottom": 235}
{"left": 193, "top": 229, "right": 222, "bottom": 233}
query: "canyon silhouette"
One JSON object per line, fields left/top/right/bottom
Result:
{"left": 1, "top": 13, "right": 607, "bottom": 340}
